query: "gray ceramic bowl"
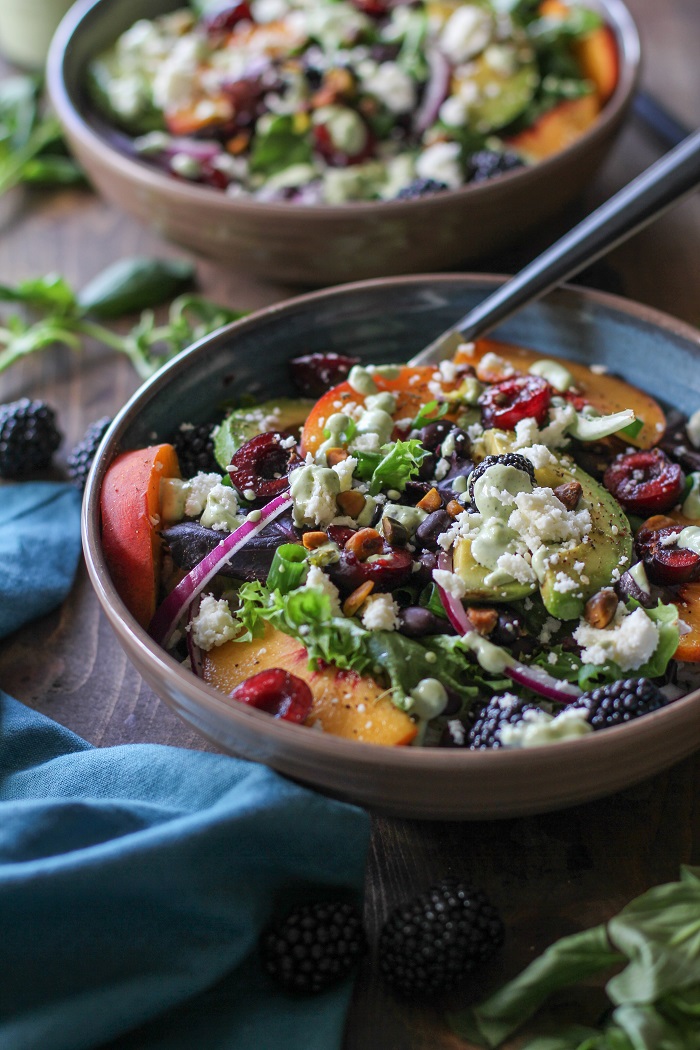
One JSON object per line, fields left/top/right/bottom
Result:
{"left": 83, "top": 275, "right": 700, "bottom": 819}
{"left": 48, "top": 0, "right": 639, "bottom": 286}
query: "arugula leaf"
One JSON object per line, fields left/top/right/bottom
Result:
{"left": 354, "top": 438, "right": 427, "bottom": 495}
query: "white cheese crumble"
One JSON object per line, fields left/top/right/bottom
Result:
{"left": 507, "top": 488, "right": 591, "bottom": 551}
{"left": 415, "top": 141, "right": 463, "bottom": 189}
{"left": 331, "top": 455, "right": 357, "bottom": 492}
{"left": 573, "top": 604, "right": 660, "bottom": 671}
{"left": 432, "top": 568, "right": 467, "bottom": 599}
{"left": 361, "top": 593, "right": 400, "bottom": 631}
{"left": 200, "top": 483, "right": 242, "bottom": 532}
{"left": 304, "top": 564, "right": 342, "bottom": 616}
{"left": 512, "top": 404, "right": 578, "bottom": 451}
{"left": 687, "top": 408, "right": 700, "bottom": 449}
{"left": 188, "top": 595, "right": 239, "bottom": 651}
{"left": 521, "top": 443, "right": 558, "bottom": 469}
{"left": 185, "top": 472, "right": 224, "bottom": 517}
{"left": 440, "top": 5, "right": 493, "bottom": 63}
{"left": 361, "top": 61, "right": 416, "bottom": 113}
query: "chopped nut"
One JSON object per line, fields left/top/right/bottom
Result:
{"left": 446, "top": 499, "right": 463, "bottom": 518}
{"left": 383, "top": 516, "right": 409, "bottom": 547}
{"left": 417, "top": 487, "right": 442, "bottom": 513}
{"left": 325, "top": 447, "right": 348, "bottom": 467}
{"left": 584, "top": 588, "right": 618, "bottom": 629}
{"left": 302, "top": 531, "right": 329, "bottom": 550}
{"left": 342, "top": 580, "right": 375, "bottom": 617}
{"left": 466, "top": 606, "right": 499, "bottom": 636}
{"left": 553, "top": 480, "right": 583, "bottom": 510}
{"left": 311, "top": 68, "right": 356, "bottom": 108}
{"left": 226, "top": 131, "right": 251, "bottom": 155}
{"left": 337, "top": 489, "right": 366, "bottom": 518}
{"left": 345, "top": 527, "right": 384, "bottom": 561}
{"left": 640, "top": 514, "right": 678, "bottom": 532}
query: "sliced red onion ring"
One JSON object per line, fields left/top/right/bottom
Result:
{"left": 149, "top": 492, "right": 292, "bottom": 647}
{"left": 186, "top": 596, "right": 204, "bottom": 678}
{"left": 414, "top": 48, "right": 451, "bottom": 136}
{"left": 435, "top": 552, "right": 581, "bottom": 704}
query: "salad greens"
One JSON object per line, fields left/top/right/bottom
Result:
{"left": 0, "top": 75, "right": 83, "bottom": 197}
{"left": 87, "top": 0, "right": 611, "bottom": 204}
{"left": 448, "top": 866, "right": 700, "bottom": 1050}
{"left": 0, "top": 258, "right": 243, "bottom": 379}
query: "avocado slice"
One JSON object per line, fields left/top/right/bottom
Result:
{"left": 213, "top": 397, "right": 314, "bottom": 471}
{"left": 531, "top": 457, "right": 633, "bottom": 621}
{"left": 453, "top": 431, "right": 632, "bottom": 619}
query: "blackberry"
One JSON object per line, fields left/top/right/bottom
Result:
{"left": 468, "top": 693, "right": 543, "bottom": 749}
{"left": 465, "top": 149, "right": 524, "bottom": 184}
{"left": 261, "top": 901, "right": 366, "bottom": 994}
{"left": 468, "top": 453, "right": 536, "bottom": 504}
{"left": 0, "top": 398, "right": 61, "bottom": 478}
{"left": 395, "top": 178, "right": 449, "bottom": 200}
{"left": 172, "top": 421, "right": 218, "bottom": 477}
{"left": 576, "top": 678, "right": 668, "bottom": 731}
{"left": 378, "top": 878, "right": 504, "bottom": 998}
{"left": 66, "top": 416, "right": 112, "bottom": 490}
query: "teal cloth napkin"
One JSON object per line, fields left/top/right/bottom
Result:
{"left": 0, "top": 484, "right": 371, "bottom": 1049}
{"left": 0, "top": 481, "right": 82, "bottom": 638}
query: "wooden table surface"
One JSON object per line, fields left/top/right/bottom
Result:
{"left": 1, "top": 0, "right": 699, "bottom": 1045}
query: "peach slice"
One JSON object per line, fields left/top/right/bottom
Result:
{"left": 505, "top": 94, "right": 600, "bottom": 162}
{"left": 203, "top": 622, "right": 418, "bottom": 745}
{"left": 454, "top": 338, "right": 666, "bottom": 449}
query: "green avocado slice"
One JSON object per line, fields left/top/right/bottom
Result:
{"left": 213, "top": 397, "right": 313, "bottom": 471}
{"left": 453, "top": 435, "right": 632, "bottom": 619}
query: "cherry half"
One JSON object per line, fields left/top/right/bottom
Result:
{"left": 227, "top": 431, "right": 302, "bottom": 503}
{"left": 289, "top": 352, "right": 360, "bottom": 398}
{"left": 479, "top": 375, "right": 551, "bottom": 430}
{"left": 635, "top": 518, "right": 700, "bottom": 586}
{"left": 327, "top": 545, "right": 414, "bottom": 594}
{"left": 229, "top": 668, "right": 312, "bottom": 723}
{"left": 604, "top": 449, "right": 685, "bottom": 515}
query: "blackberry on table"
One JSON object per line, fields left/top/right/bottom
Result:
{"left": 468, "top": 693, "right": 543, "bottom": 749}
{"left": 395, "top": 178, "right": 449, "bottom": 200}
{"left": 0, "top": 398, "right": 61, "bottom": 478}
{"left": 378, "top": 877, "right": 504, "bottom": 998}
{"left": 260, "top": 901, "right": 366, "bottom": 994}
{"left": 172, "top": 421, "right": 218, "bottom": 477}
{"left": 468, "top": 453, "right": 536, "bottom": 505}
{"left": 67, "top": 416, "right": 112, "bottom": 490}
{"left": 466, "top": 149, "right": 524, "bottom": 183}
{"left": 576, "top": 678, "right": 668, "bottom": 730}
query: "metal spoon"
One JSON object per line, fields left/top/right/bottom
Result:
{"left": 410, "top": 128, "right": 700, "bottom": 367}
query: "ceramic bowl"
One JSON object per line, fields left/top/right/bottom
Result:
{"left": 48, "top": 0, "right": 639, "bottom": 286}
{"left": 83, "top": 275, "right": 700, "bottom": 820}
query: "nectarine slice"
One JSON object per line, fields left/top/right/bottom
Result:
{"left": 454, "top": 338, "right": 666, "bottom": 449}
{"left": 101, "top": 444, "right": 180, "bottom": 628}
{"left": 203, "top": 622, "right": 418, "bottom": 745}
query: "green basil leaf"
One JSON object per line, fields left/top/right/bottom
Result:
{"left": 0, "top": 273, "right": 78, "bottom": 314}
{"left": 20, "top": 155, "right": 85, "bottom": 186}
{"left": 249, "top": 114, "right": 312, "bottom": 177}
{"left": 448, "top": 925, "right": 622, "bottom": 1049}
{"left": 411, "top": 399, "right": 449, "bottom": 430}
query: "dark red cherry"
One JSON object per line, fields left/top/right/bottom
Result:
{"left": 203, "top": 1, "right": 253, "bottom": 35}
{"left": 327, "top": 545, "right": 414, "bottom": 594}
{"left": 312, "top": 120, "right": 374, "bottom": 167}
{"left": 479, "top": 375, "right": 551, "bottom": 430}
{"left": 604, "top": 449, "right": 685, "bottom": 515}
{"left": 229, "top": 668, "right": 312, "bottom": 723}
{"left": 227, "top": 431, "right": 302, "bottom": 503}
{"left": 288, "top": 352, "right": 360, "bottom": 398}
{"left": 635, "top": 518, "right": 700, "bottom": 586}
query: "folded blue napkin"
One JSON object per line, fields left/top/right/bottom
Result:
{"left": 0, "top": 481, "right": 82, "bottom": 638}
{"left": 0, "top": 484, "right": 371, "bottom": 1050}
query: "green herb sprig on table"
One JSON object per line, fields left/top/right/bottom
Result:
{"left": 449, "top": 865, "right": 700, "bottom": 1050}
{"left": 0, "top": 75, "right": 84, "bottom": 196}
{"left": 0, "top": 257, "right": 245, "bottom": 380}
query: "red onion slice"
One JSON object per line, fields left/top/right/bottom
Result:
{"left": 186, "top": 596, "right": 204, "bottom": 678}
{"left": 149, "top": 492, "right": 292, "bottom": 647}
{"left": 435, "top": 552, "right": 581, "bottom": 704}
{"left": 414, "top": 48, "right": 451, "bottom": 136}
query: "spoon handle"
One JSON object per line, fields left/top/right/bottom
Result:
{"left": 410, "top": 129, "right": 700, "bottom": 366}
